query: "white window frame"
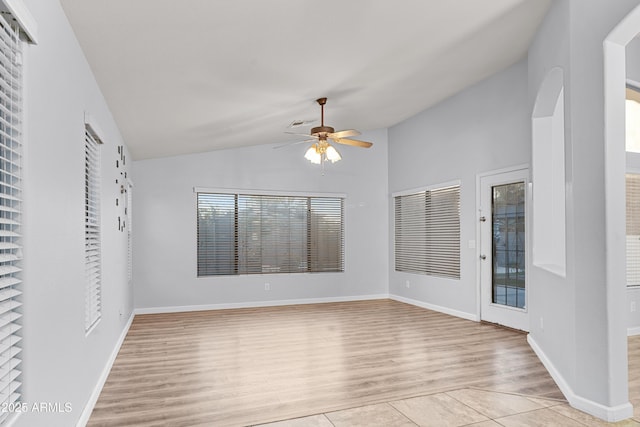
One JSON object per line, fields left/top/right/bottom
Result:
{"left": 84, "top": 123, "right": 103, "bottom": 333}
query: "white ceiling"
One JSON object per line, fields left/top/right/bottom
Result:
{"left": 59, "top": 0, "right": 551, "bottom": 160}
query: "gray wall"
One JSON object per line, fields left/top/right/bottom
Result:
{"left": 626, "top": 36, "right": 640, "bottom": 332}
{"left": 19, "top": 0, "right": 133, "bottom": 426}
{"left": 132, "top": 130, "right": 389, "bottom": 310}
{"left": 526, "top": 0, "right": 576, "bottom": 401}
{"left": 387, "top": 59, "right": 530, "bottom": 318}
{"left": 15, "top": 0, "right": 640, "bottom": 424}
{"left": 527, "top": 0, "right": 640, "bottom": 412}
{"left": 627, "top": 36, "right": 640, "bottom": 85}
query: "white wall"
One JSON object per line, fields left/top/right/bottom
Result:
{"left": 19, "top": 0, "right": 133, "bottom": 426}
{"left": 387, "top": 59, "right": 530, "bottom": 319}
{"left": 132, "top": 129, "right": 389, "bottom": 311}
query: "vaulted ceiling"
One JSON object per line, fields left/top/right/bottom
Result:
{"left": 60, "top": 0, "right": 551, "bottom": 160}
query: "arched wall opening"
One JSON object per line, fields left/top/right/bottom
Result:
{"left": 532, "top": 67, "right": 566, "bottom": 277}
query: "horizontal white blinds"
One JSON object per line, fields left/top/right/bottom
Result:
{"left": 627, "top": 174, "right": 640, "bottom": 286}
{"left": 0, "top": 16, "right": 21, "bottom": 424}
{"left": 84, "top": 127, "right": 102, "bottom": 332}
{"left": 197, "top": 193, "right": 344, "bottom": 276}
{"left": 395, "top": 184, "right": 460, "bottom": 279}
{"left": 309, "top": 198, "right": 343, "bottom": 272}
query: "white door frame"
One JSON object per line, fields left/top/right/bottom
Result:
{"left": 476, "top": 165, "right": 530, "bottom": 331}
{"left": 603, "top": 2, "right": 640, "bottom": 413}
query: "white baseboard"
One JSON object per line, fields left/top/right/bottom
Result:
{"left": 76, "top": 313, "right": 135, "bottom": 427}
{"left": 628, "top": 326, "right": 640, "bottom": 336}
{"left": 527, "top": 334, "right": 633, "bottom": 422}
{"left": 134, "top": 294, "right": 390, "bottom": 315}
{"left": 389, "top": 294, "right": 479, "bottom": 322}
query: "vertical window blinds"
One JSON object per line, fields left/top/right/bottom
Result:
{"left": 627, "top": 173, "right": 640, "bottom": 286}
{"left": 84, "top": 126, "right": 102, "bottom": 332}
{"left": 0, "top": 16, "right": 23, "bottom": 422}
{"left": 197, "top": 192, "right": 344, "bottom": 276}
{"left": 394, "top": 184, "right": 461, "bottom": 279}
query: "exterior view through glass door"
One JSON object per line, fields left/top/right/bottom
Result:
{"left": 479, "top": 168, "right": 529, "bottom": 331}
{"left": 492, "top": 182, "right": 526, "bottom": 308}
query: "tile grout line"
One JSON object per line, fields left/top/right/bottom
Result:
{"left": 442, "top": 389, "right": 493, "bottom": 424}
{"left": 466, "top": 385, "right": 566, "bottom": 404}
{"left": 545, "top": 404, "right": 602, "bottom": 427}
{"left": 384, "top": 400, "right": 421, "bottom": 427}
{"left": 493, "top": 405, "right": 592, "bottom": 427}
{"left": 252, "top": 386, "right": 573, "bottom": 426}
{"left": 320, "top": 413, "right": 336, "bottom": 427}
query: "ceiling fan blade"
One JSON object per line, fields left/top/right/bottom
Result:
{"left": 285, "top": 131, "right": 318, "bottom": 138}
{"left": 332, "top": 138, "right": 373, "bottom": 148}
{"left": 273, "top": 138, "right": 316, "bottom": 149}
{"left": 329, "top": 129, "right": 360, "bottom": 139}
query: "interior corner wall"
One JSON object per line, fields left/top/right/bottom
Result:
{"left": 626, "top": 37, "right": 640, "bottom": 334}
{"left": 387, "top": 59, "right": 530, "bottom": 319}
{"left": 526, "top": 0, "right": 576, "bottom": 403}
{"left": 19, "top": 1, "right": 133, "bottom": 426}
{"left": 568, "top": 0, "right": 640, "bottom": 411}
{"left": 528, "top": 0, "right": 640, "bottom": 416}
{"left": 131, "top": 129, "right": 389, "bottom": 311}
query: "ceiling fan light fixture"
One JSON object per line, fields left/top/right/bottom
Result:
{"left": 297, "top": 97, "right": 372, "bottom": 168}
{"left": 325, "top": 145, "right": 341, "bottom": 163}
{"left": 304, "top": 144, "right": 322, "bottom": 164}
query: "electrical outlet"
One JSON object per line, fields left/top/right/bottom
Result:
{"left": 264, "top": 283, "right": 270, "bottom": 291}
{"left": 405, "top": 280, "right": 410, "bottom": 288}
{"left": 632, "top": 301, "right": 637, "bottom": 313}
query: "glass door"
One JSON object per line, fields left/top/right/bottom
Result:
{"left": 480, "top": 168, "right": 529, "bottom": 331}
{"left": 491, "top": 182, "right": 526, "bottom": 309}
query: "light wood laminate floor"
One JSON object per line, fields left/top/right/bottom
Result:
{"left": 628, "top": 334, "right": 640, "bottom": 420}
{"left": 89, "top": 299, "right": 565, "bottom": 426}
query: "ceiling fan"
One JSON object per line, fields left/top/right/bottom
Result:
{"left": 287, "top": 97, "right": 373, "bottom": 165}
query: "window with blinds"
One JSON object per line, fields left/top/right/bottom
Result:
{"left": 394, "top": 184, "right": 460, "bottom": 279}
{"left": 84, "top": 126, "right": 102, "bottom": 332}
{"left": 197, "top": 192, "right": 344, "bottom": 276}
{"left": 0, "top": 16, "right": 23, "bottom": 422}
{"left": 126, "top": 182, "right": 132, "bottom": 284}
{"left": 627, "top": 173, "right": 640, "bottom": 286}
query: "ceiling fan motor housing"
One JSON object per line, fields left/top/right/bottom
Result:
{"left": 311, "top": 125, "right": 335, "bottom": 137}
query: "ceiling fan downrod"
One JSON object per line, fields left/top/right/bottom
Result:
{"left": 311, "top": 97, "right": 334, "bottom": 137}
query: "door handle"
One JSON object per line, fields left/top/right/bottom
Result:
{"left": 480, "top": 255, "right": 487, "bottom": 260}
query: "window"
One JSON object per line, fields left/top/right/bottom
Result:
{"left": 126, "top": 182, "right": 132, "bottom": 284}
{"left": 197, "top": 192, "right": 344, "bottom": 276}
{"left": 0, "top": 16, "right": 24, "bottom": 421}
{"left": 394, "top": 184, "right": 460, "bottom": 279}
{"left": 84, "top": 125, "right": 102, "bottom": 332}
{"left": 626, "top": 86, "right": 640, "bottom": 153}
{"left": 627, "top": 173, "right": 640, "bottom": 286}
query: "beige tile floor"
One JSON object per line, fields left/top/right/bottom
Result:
{"left": 254, "top": 388, "right": 640, "bottom": 427}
